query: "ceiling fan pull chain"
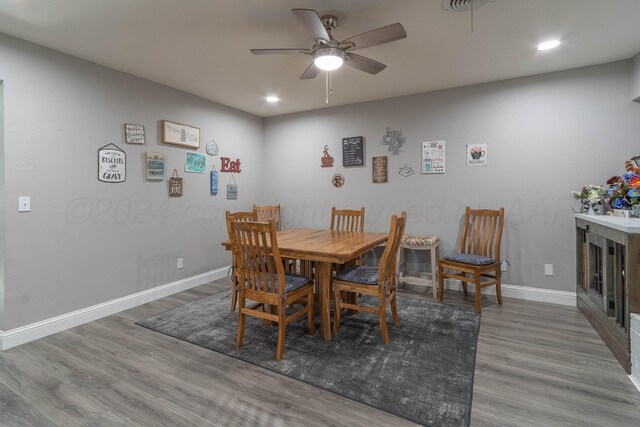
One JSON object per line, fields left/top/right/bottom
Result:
{"left": 325, "top": 71, "right": 329, "bottom": 105}
{"left": 471, "top": 0, "right": 474, "bottom": 33}
{"left": 329, "top": 71, "right": 333, "bottom": 98}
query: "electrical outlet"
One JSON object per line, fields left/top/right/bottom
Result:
{"left": 500, "top": 260, "right": 508, "bottom": 272}
{"left": 544, "top": 263, "right": 554, "bottom": 276}
{"left": 177, "top": 258, "right": 184, "bottom": 269}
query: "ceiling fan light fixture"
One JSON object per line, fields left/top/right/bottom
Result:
{"left": 313, "top": 47, "right": 344, "bottom": 71}
{"left": 538, "top": 40, "right": 561, "bottom": 51}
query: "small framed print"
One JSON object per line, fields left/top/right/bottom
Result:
{"left": 185, "top": 151, "right": 207, "bottom": 173}
{"left": 98, "top": 143, "right": 126, "bottom": 183}
{"left": 161, "top": 120, "right": 200, "bottom": 149}
{"left": 124, "top": 123, "right": 145, "bottom": 144}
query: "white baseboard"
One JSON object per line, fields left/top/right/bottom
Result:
{"left": 629, "top": 374, "right": 640, "bottom": 393}
{"left": 438, "top": 279, "right": 576, "bottom": 306}
{"left": 0, "top": 266, "right": 231, "bottom": 350}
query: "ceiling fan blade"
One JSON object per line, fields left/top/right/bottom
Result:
{"left": 291, "top": 9, "right": 330, "bottom": 42}
{"left": 345, "top": 53, "right": 387, "bottom": 75}
{"left": 341, "top": 23, "right": 407, "bottom": 50}
{"left": 300, "top": 62, "right": 321, "bottom": 80}
{"left": 251, "top": 48, "right": 311, "bottom": 55}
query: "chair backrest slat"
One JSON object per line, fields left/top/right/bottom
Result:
{"left": 378, "top": 212, "right": 407, "bottom": 286}
{"left": 230, "top": 218, "right": 285, "bottom": 297}
{"left": 330, "top": 207, "right": 365, "bottom": 232}
{"left": 460, "top": 207, "right": 504, "bottom": 261}
{"left": 253, "top": 204, "right": 282, "bottom": 231}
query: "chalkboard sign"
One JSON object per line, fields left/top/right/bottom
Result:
{"left": 342, "top": 136, "right": 364, "bottom": 167}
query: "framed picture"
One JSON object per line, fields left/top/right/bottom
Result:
{"left": 466, "top": 143, "right": 487, "bottom": 167}
{"left": 372, "top": 156, "right": 388, "bottom": 183}
{"left": 342, "top": 136, "right": 364, "bottom": 167}
{"left": 124, "top": 123, "right": 145, "bottom": 144}
{"left": 422, "top": 141, "right": 445, "bottom": 174}
{"left": 185, "top": 151, "right": 207, "bottom": 173}
{"left": 146, "top": 151, "right": 165, "bottom": 180}
{"left": 161, "top": 120, "right": 200, "bottom": 149}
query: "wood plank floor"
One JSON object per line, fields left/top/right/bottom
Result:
{"left": 1, "top": 278, "right": 639, "bottom": 426}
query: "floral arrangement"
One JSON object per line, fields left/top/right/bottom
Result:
{"left": 606, "top": 173, "right": 640, "bottom": 209}
{"left": 571, "top": 185, "right": 606, "bottom": 203}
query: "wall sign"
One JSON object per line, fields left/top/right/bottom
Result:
{"left": 146, "top": 151, "right": 165, "bottom": 180}
{"left": 124, "top": 124, "right": 145, "bottom": 144}
{"left": 321, "top": 145, "right": 334, "bottom": 168}
{"left": 227, "top": 175, "right": 238, "bottom": 199}
{"left": 210, "top": 167, "right": 218, "bottom": 195}
{"left": 342, "top": 136, "right": 364, "bottom": 167}
{"left": 466, "top": 144, "right": 487, "bottom": 167}
{"left": 220, "top": 157, "right": 241, "bottom": 173}
{"left": 206, "top": 139, "right": 219, "bottom": 156}
{"left": 169, "top": 169, "right": 183, "bottom": 197}
{"left": 161, "top": 120, "right": 200, "bottom": 149}
{"left": 372, "top": 156, "right": 388, "bottom": 183}
{"left": 381, "top": 127, "right": 406, "bottom": 155}
{"left": 98, "top": 143, "right": 126, "bottom": 183}
{"left": 185, "top": 151, "right": 207, "bottom": 173}
{"left": 422, "top": 141, "right": 445, "bottom": 174}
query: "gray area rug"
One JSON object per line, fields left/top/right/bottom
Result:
{"left": 137, "top": 291, "right": 480, "bottom": 426}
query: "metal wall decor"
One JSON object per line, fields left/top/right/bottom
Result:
{"left": 321, "top": 145, "right": 334, "bottom": 168}
{"left": 220, "top": 157, "right": 241, "bottom": 173}
{"left": 342, "top": 136, "right": 364, "bottom": 167}
{"left": 98, "top": 143, "right": 126, "bottom": 183}
{"left": 381, "top": 127, "right": 406, "bottom": 155}
{"left": 161, "top": 120, "right": 200, "bottom": 149}
{"left": 331, "top": 173, "right": 345, "bottom": 188}
{"left": 185, "top": 151, "right": 207, "bottom": 173}
{"left": 466, "top": 143, "right": 487, "bottom": 167}
{"left": 206, "top": 139, "right": 219, "bottom": 156}
{"left": 372, "top": 156, "right": 388, "bottom": 183}
{"left": 227, "top": 174, "right": 238, "bottom": 200}
{"left": 398, "top": 163, "right": 415, "bottom": 177}
{"left": 146, "top": 151, "right": 165, "bottom": 180}
{"left": 169, "top": 169, "right": 183, "bottom": 197}
{"left": 124, "top": 124, "right": 145, "bottom": 144}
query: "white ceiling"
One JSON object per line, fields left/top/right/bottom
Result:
{"left": 2, "top": 0, "right": 640, "bottom": 118}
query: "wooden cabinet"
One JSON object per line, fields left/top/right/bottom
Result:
{"left": 575, "top": 214, "right": 640, "bottom": 373}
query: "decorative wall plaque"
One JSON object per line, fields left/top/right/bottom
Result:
{"left": 227, "top": 175, "right": 238, "bottom": 199}
{"left": 146, "top": 151, "right": 165, "bottom": 181}
{"left": 466, "top": 143, "right": 487, "bottom": 167}
{"left": 342, "top": 136, "right": 364, "bottom": 167}
{"left": 98, "top": 143, "right": 126, "bottom": 183}
{"left": 331, "top": 173, "right": 345, "bottom": 188}
{"left": 124, "top": 124, "right": 145, "bottom": 144}
{"left": 321, "top": 145, "right": 334, "bottom": 168}
{"left": 169, "top": 169, "right": 183, "bottom": 197}
{"left": 372, "top": 156, "right": 388, "bottom": 183}
{"left": 422, "top": 141, "right": 446, "bottom": 174}
{"left": 210, "top": 167, "right": 218, "bottom": 195}
{"left": 206, "top": 139, "right": 219, "bottom": 156}
{"left": 381, "top": 127, "right": 406, "bottom": 155}
{"left": 185, "top": 151, "right": 207, "bottom": 173}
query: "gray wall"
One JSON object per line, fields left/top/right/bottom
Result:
{"left": 632, "top": 52, "right": 640, "bottom": 102}
{"left": 263, "top": 61, "right": 640, "bottom": 293}
{"left": 0, "top": 34, "right": 263, "bottom": 330}
{"left": 0, "top": 81, "right": 4, "bottom": 330}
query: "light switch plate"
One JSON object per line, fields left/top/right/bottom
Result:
{"left": 18, "top": 196, "right": 31, "bottom": 212}
{"left": 544, "top": 263, "right": 554, "bottom": 276}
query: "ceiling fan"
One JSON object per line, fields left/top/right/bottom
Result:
{"left": 251, "top": 9, "right": 407, "bottom": 80}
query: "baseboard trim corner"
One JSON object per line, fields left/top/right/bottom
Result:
{"left": 629, "top": 374, "right": 640, "bottom": 393}
{"left": 0, "top": 266, "right": 231, "bottom": 350}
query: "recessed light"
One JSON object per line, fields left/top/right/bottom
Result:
{"left": 266, "top": 96, "right": 279, "bottom": 103}
{"left": 538, "top": 40, "right": 560, "bottom": 51}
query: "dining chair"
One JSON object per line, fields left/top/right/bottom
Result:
{"left": 225, "top": 210, "right": 258, "bottom": 311}
{"left": 330, "top": 207, "right": 365, "bottom": 232}
{"left": 253, "top": 204, "right": 282, "bottom": 231}
{"left": 230, "top": 218, "right": 315, "bottom": 361}
{"left": 437, "top": 207, "right": 505, "bottom": 314}
{"left": 332, "top": 212, "right": 407, "bottom": 344}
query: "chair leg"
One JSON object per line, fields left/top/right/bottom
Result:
{"left": 276, "top": 303, "right": 286, "bottom": 361}
{"left": 307, "top": 287, "right": 316, "bottom": 336}
{"left": 378, "top": 297, "right": 390, "bottom": 344}
{"left": 333, "top": 283, "right": 342, "bottom": 334}
{"left": 461, "top": 272, "right": 469, "bottom": 297}
{"left": 474, "top": 274, "right": 482, "bottom": 314}
{"left": 237, "top": 295, "right": 246, "bottom": 347}
{"left": 496, "top": 270, "right": 503, "bottom": 305}
{"left": 231, "top": 287, "right": 237, "bottom": 312}
{"left": 438, "top": 265, "right": 445, "bottom": 302}
{"left": 390, "top": 292, "right": 400, "bottom": 326}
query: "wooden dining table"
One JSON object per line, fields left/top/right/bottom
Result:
{"left": 223, "top": 228, "right": 388, "bottom": 340}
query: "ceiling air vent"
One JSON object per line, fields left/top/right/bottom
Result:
{"left": 442, "top": 0, "right": 495, "bottom": 12}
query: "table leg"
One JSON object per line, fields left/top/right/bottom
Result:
{"left": 316, "top": 261, "right": 332, "bottom": 340}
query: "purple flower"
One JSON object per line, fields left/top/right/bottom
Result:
{"left": 628, "top": 188, "right": 640, "bottom": 198}
{"left": 622, "top": 173, "right": 639, "bottom": 183}
{"left": 612, "top": 198, "right": 631, "bottom": 209}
